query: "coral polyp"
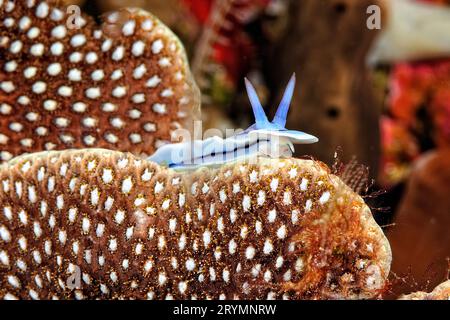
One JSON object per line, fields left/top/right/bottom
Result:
{"left": 399, "top": 280, "right": 450, "bottom": 300}
{"left": 0, "top": 149, "right": 391, "bottom": 300}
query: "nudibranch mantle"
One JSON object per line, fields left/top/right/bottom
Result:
{"left": 147, "top": 74, "right": 318, "bottom": 169}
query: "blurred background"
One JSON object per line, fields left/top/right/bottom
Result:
{"left": 66, "top": 0, "right": 450, "bottom": 298}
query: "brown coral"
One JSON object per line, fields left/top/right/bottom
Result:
{"left": 0, "top": 149, "right": 390, "bottom": 299}
{"left": 399, "top": 280, "right": 450, "bottom": 300}
{"left": 0, "top": 0, "right": 199, "bottom": 161}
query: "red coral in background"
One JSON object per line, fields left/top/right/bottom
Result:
{"left": 380, "top": 59, "right": 450, "bottom": 185}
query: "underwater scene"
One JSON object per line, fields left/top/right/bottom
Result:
{"left": 0, "top": 0, "right": 449, "bottom": 301}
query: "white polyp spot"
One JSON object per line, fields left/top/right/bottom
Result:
{"left": 178, "top": 281, "right": 187, "bottom": 294}
{"left": 146, "top": 75, "right": 161, "bottom": 88}
{"left": 10, "top": 40, "right": 23, "bottom": 54}
{"left": 85, "top": 52, "right": 98, "bottom": 64}
{"left": 18, "top": 96, "right": 30, "bottom": 105}
{"left": 70, "top": 52, "right": 83, "bottom": 63}
{"left": 158, "top": 272, "right": 167, "bottom": 286}
{"left": 112, "top": 46, "right": 125, "bottom": 61}
{"left": 91, "top": 70, "right": 105, "bottom": 81}
{"left": 19, "top": 16, "right": 32, "bottom": 30}
{"left": 121, "top": 177, "right": 133, "bottom": 194}
{"left": 58, "top": 86, "right": 72, "bottom": 97}
{"left": 47, "top": 63, "right": 62, "bottom": 76}
{"left": 287, "top": 209, "right": 299, "bottom": 225}
{"left": 36, "top": 2, "right": 50, "bottom": 18}
{"left": 203, "top": 230, "right": 211, "bottom": 247}
{"left": 305, "top": 199, "right": 312, "bottom": 213}
{"left": 30, "top": 43, "right": 44, "bottom": 56}
{"left": 283, "top": 269, "right": 292, "bottom": 282}
{"left": 185, "top": 258, "right": 196, "bottom": 271}
{"left": 102, "top": 169, "right": 113, "bottom": 184}
{"left": 70, "top": 103, "right": 86, "bottom": 115}
{"left": 102, "top": 102, "right": 117, "bottom": 112}
{"left": 51, "top": 25, "right": 67, "bottom": 39}
{"left": 132, "top": 40, "right": 145, "bottom": 56}
{"left": 109, "top": 238, "right": 117, "bottom": 252}
{"left": 27, "top": 27, "right": 40, "bottom": 39}
{"left": 229, "top": 209, "right": 237, "bottom": 223}
{"left": 122, "top": 20, "right": 136, "bottom": 36}
{"left": 132, "top": 93, "right": 146, "bottom": 104}
{"left": 135, "top": 243, "right": 143, "bottom": 255}
{"left": 275, "top": 256, "right": 284, "bottom": 269}
{"left": 268, "top": 209, "right": 277, "bottom": 223}
{"left": 270, "top": 178, "right": 279, "bottom": 192}
{"left": 112, "top": 86, "right": 127, "bottom": 98}
{"left": 68, "top": 69, "right": 82, "bottom": 81}
{"left": 32, "top": 81, "right": 47, "bottom": 94}
{"left": 300, "top": 178, "right": 308, "bottom": 191}
{"left": 263, "top": 239, "right": 273, "bottom": 255}
{"left": 86, "top": 87, "right": 101, "bottom": 99}
{"left": 295, "top": 257, "right": 304, "bottom": 273}
{"left": 133, "top": 64, "right": 147, "bottom": 79}
{"left": 0, "top": 225, "right": 11, "bottom": 242}
{"left": 111, "top": 69, "right": 123, "bottom": 80}
{"left": 144, "top": 260, "right": 153, "bottom": 273}
{"left": 242, "top": 195, "right": 251, "bottom": 212}
{"left": 50, "top": 42, "right": 64, "bottom": 56}
{"left": 4, "top": 60, "right": 18, "bottom": 72}
{"left": 162, "top": 199, "right": 171, "bottom": 210}
{"left": 141, "top": 19, "right": 153, "bottom": 31}
{"left": 115, "top": 210, "right": 125, "bottom": 225}
{"left": 245, "top": 246, "right": 256, "bottom": 260}
{"left": 277, "top": 225, "right": 287, "bottom": 239}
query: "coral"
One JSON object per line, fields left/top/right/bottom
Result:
{"left": 189, "top": 0, "right": 270, "bottom": 105}
{"left": 0, "top": 0, "right": 200, "bottom": 161}
{"left": 399, "top": 280, "right": 450, "bottom": 300}
{"left": 387, "top": 148, "right": 450, "bottom": 296}
{"left": 0, "top": 149, "right": 390, "bottom": 299}
{"left": 380, "top": 60, "right": 450, "bottom": 185}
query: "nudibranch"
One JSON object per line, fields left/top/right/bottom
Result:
{"left": 0, "top": 149, "right": 391, "bottom": 300}
{"left": 0, "top": 0, "right": 200, "bottom": 162}
{"left": 148, "top": 74, "right": 318, "bottom": 169}
{"left": 399, "top": 280, "right": 450, "bottom": 300}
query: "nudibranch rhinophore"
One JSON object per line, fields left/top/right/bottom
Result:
{"left": 148, "top": 74, "right": 319, "bottom": 169}
{"left": 399, "top": 280, "right": 450, "bottom": 300}
{"left": 0, "top": 0, "right": 200, "bottom": 161}
{"left": 0, "top": 149, "right": 391, "bottom": 300}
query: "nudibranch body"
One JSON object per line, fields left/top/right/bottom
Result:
{"left": 0, "top": 149, "right": 391, "bottom": 300}
{"left": 148, "top": 74, "right": 318, "bottom": 169}
{"left": 0, "top": 1, "right": 199, "bottom": 162}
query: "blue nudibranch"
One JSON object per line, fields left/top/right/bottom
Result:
{"left": 148, "top": 74, "right": 318, "bottom": 169}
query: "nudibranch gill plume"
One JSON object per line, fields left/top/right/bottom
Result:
{"left": 0, "top": 0, "right": 199, "bottom": 162}
{"left": 0, "top": 149, "right": 391, "bottom": 300}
